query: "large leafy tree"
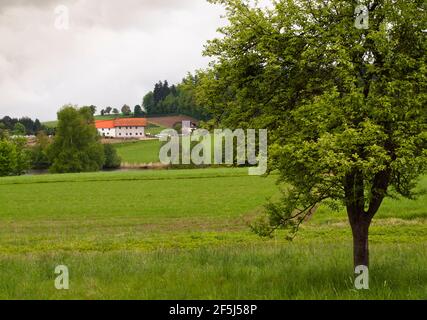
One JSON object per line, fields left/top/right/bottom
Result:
{"left": 199, "top": 0, "right": 426, "bottom": 267}
{"left": 48, "top": 105, "right": 105, "bottom": 173}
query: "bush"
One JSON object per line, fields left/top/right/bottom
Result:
{"left": 103, "top": 144, "right": 121, "bottom": 169}
{"left": 0, "top": 137, "right": 31, "bottom": 176}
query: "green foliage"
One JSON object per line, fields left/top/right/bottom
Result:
{"left": 143, "top": 92, "right": 155, "bottom": 114}
{"left": 88, "top": 105, "right": 97, "bottom": 115}
{"left": 1, "top": 116, "right": 45, "bottom": 136}
{"left": 0, "top": 136, "right": 31, "bottom": 176}
{"left": 47, "top": 105, "right": 105, "bottom": 173}
{"left": 13, "top": 123, "right": 26, "bottom": 136}
{"left": 201, "top": 0, "right": 427, "bottom": 239}
{"left": 142, "top": 75, "right": 209, "bottom": 119}
{"left": 173, "top": 122, "right": 183, "bottom": 134}
{"left": 0, "top": 123, "right": 7, "bottom": 139}
{"left": 0, "top": 139, "right": 17, "bottom": 176}
{"left": 103, "top": 144, "right": 122, "bottom": 169}
{"left": 31, "top": 132, "right": 51, "bottom": 170}
{"left": 0, "top": 169, "right": 425, "bottom": 299}
{"left": 134, "top": 105, "right": 145, "bottom": 117}
{"left": 121, "top": 105, "right": 132, "bottom": 115}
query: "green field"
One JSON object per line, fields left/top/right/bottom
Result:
{"left": 114, "top": 133, "right": 233, "bottom": 165}
{"left": 144, "top": 124, "right": 167, "bottom": 136}
{"left": 115, "top": 140, "right": 163, "bottom": 164}
{"left": 0, "top": 169, "right": 425, "bottom": 299}
{"left": 42, "top": 120, "right": 59, "bottom": 129}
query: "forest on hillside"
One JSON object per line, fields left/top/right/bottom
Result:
{"left": 142, "top": 74, "right": 209, "bottom": 121}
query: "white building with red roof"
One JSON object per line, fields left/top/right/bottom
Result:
{"left": 95, "top": 118, "right": 147, "bottom": 139}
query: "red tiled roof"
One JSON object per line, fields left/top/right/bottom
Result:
{"left": 95, "top": 118, "right": 147, "bottom": 129}
{"left": 114, "top": 118, "right": 147, "bottom": 127}
{"left": 95, "top": 120, "right": 115, "bottom": 129}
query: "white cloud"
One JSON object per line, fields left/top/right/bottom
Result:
{"left": 0, "top": 0, "right": 225, "bottom": 120}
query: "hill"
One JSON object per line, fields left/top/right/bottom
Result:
{"left": 42, "top": 114, "right": 200, "bottom": 131}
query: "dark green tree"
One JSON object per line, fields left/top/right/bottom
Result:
{"left": 142, "top": 75, "right": 209, "bottom": 119}
{"left": 31, "top": 131, "right": 51, "bottom": 170}
{"left": 103, "top": 144, "right": 121, "bottom": 169}
{"left": 89, "top": 105, "right": 97, "bottom": 115}
{"left": 34, "top": 119, "right": 42, "bottom": 133}
{"left": 0, "top": 123, "right": 7, "bottom": 139}
{"left": 143, "top": 92, "right": 155, "bottom": 114}
{"left": 134, "top": 105, "right": 145, "bottom": 117}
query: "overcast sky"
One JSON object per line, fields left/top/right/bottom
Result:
{"left": 0, "top": 0, "right": 226, "bottom": 121}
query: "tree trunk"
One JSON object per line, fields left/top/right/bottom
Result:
{"left": 351, "top": 219, "right": 370, "bottom": 267}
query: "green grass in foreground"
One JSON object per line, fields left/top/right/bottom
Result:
{"left": 0, "top": 244, "right": 425, "bottom": 300}
{"left": 0, "top": 169, "right": 425, "bottom": 299}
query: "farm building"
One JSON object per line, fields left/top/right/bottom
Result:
{"left": 182, "top": 120, "right": 198, "bottom": 136}
{"left": 95, "top": 118, "right": 147, "bottom": 138}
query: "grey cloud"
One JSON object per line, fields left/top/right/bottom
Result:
{"left": 0, "top": 0, "right": 67, "bottom": 12}
{"left": 0, "top": 0, "right": 225, "bottom": 120}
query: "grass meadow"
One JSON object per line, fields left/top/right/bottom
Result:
{"left": 115, "top": 139, "right": 163, "bottom": 164}
{"left": 0, "top": 169, "right": 425, "bottom": 299}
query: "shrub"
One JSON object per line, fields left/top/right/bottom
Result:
{"left": 103, "top": 144, "right": 121, "bottom": 169}
{"left": 0, "top": 137, "right": 31, "bottom": 176}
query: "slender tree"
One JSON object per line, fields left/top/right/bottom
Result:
{"left": 89, "top": 105, "right": 97, "bottom": 115}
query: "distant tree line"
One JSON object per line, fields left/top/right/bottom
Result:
{"left": 0, "top": 116, "right": 54, "bottom": 136}
{"left": 95, "top": 74, "right": 209, "bottom": 121}
{"left": 98, "top": 105, "right": 146, "bottom": 118}
{"left": 142, "top": 74, "right": 209, "bottom": 120}
{"left": 0, "top": 105, "right": 122, "bottom": 177}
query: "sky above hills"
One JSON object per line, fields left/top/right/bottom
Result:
{"left": 0, "top": 0, "right": 226, "bottom": 121}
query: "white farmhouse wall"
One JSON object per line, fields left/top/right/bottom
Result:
{"left": 116, "top": 126, "right": 145, "bottom": 138}
{"left": 98, "top": 128, "right": 116, "bottom": 138}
